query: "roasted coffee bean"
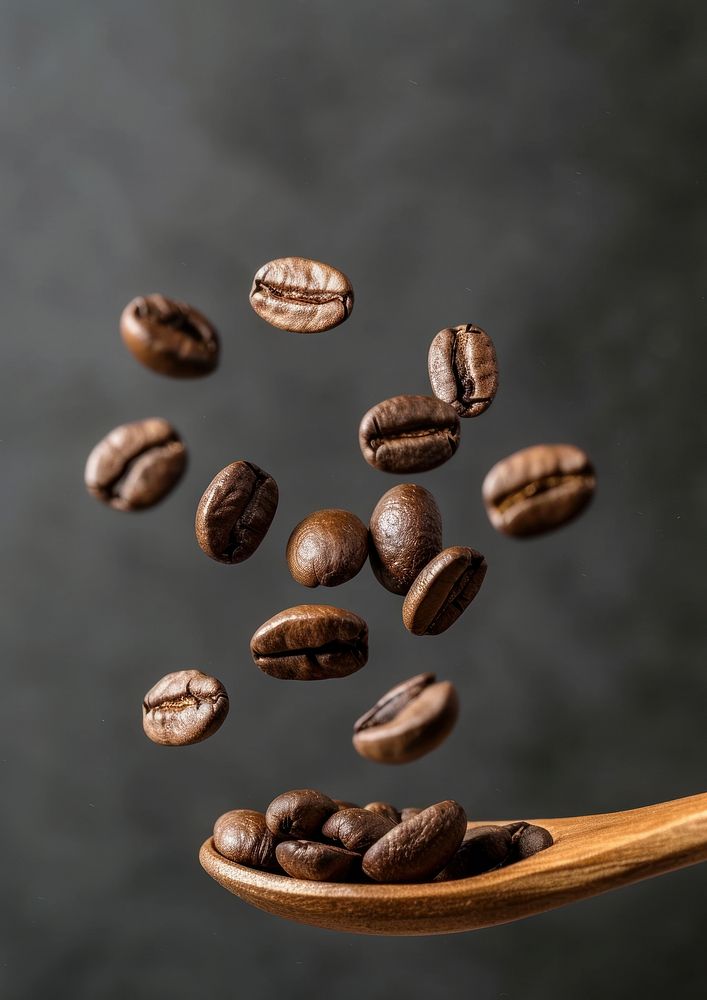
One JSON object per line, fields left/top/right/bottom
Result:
{"left": 286, "top": 509, "right": 368, "bottom": 588}
{"left": 513, "top": 824, "right": 554, "bottom": 859}
{"left": 400, "top": 807, "right": 422, "bottom": 823}
{"left": 504, "top": 821, "right": 530, "bottom": 841}
{"left": 362, "top": 800, "right": 467, "bottom": 883}
{"left": 265, "top": 789, "right": 338, "bottom": 839}
{"left": 359, "top": 395, "right": 461, "bottom": 474}
{"left": 213, "top": 810, "right": 281, "bottom": 871}
{"left": 142, "top": 669, "right": 228, "bottom": 746}
{"left": 435, "top": 825, "right": 512, "bottom": 880}
{"left": 402, "top": 546, "right": 487, "bottom": 636}
{"left": 275, "top": 840, "right": 360, "bottom": 881}
{"left": 353, "top": 673, "right": 459, "bottom": 765}
{"left": 250, "top": 605, "right": 368, "bottom": 680}
{"left": 120, "top": 294, "right": 219, "bottom": 377}
{"left": 85, "top": 418, "right": 187, "bottom": 511}
{"left": 364, "top": 802, "right": 401, "bottom": 824}
{"left": 428, "top": 324, "right": 498, "bottom": 418}
{"left": 369, "top": 484, "right": 443, "bottom": 595}
{"left": 482, "top": 444, "right": 596, "bottom": 537}
{"left": 249, "top": 257, "right": 354, "bottom": 333}
{"left": 195, "top": 461, "right": 278, "bottom": 564}
{"left": 322, "top": 808, "right": 396, "bottom": 853}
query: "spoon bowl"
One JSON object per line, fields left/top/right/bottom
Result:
{"left": 199, "top": 792, "right": 707, "bottom": 935}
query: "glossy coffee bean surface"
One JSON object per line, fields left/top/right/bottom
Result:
{"left": 359, "top": 394, "right": 460, "bottom": 474}
{"left": 213, "top": 810, "right": 281, "bottom": 871}
{"left": 286, "top": 508, "right": 368, "bottom": 587}
{"left": 428, "top": 324, "right": 498, "bottom": 417}
{"left": 85, "top": 418, "right": 186, "bottom": 511}
{"left": 142, "top": 669, "right": 228, "bottom": 746}
{"left": 120, "top": 294, "right": 219, "bottom": 377}
{"left": 369, "top": 484, "right": 442, "bottom": 595}
{"left": 249, "top": 257, "right": 353, "bottom": 333}
{"left": 402, "top": 546, "right": 487, "bottom": 636}
{"left": 362, "top": 800, "right": 467, "bottom": 883}
{"left": 250, "top": 605, "right": 368, "bottom": 680}
{"left": 195, "top": 461, "right": 278, "bottom": 564}
{"left": 265, "top": 789, "right": 338, "bottom": 839}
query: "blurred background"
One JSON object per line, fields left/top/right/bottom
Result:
{"left": 1, "top": 1, "right": 706, "bottom": 996}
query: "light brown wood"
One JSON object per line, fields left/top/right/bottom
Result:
{"left": 199, "top": 792, "right": 707, "bottom": 935}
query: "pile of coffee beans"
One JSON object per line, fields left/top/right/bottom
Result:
{"left": 86, "top": 254, "right": 595, "bottom": 885}
{"left": 212, "top": 790, "right": 553, "bottom": 884}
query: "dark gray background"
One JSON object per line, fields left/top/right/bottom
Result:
{"left": 2, "top": 1, "right": 706, "bottom": 996}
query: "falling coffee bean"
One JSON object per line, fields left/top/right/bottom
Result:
{"left": 275, "top": 841, "right": 360, "bottom": 882}
{"left": 353, "top": 673, "right": 459, "bottom": 765}
{"left": 322, "top": 808, "right": 397, "bottom": 853}
{"left": 265, "top": 789, "right": 338, "bottom": 839}
{"left": 195, "top": 461, "right": 279, "bottom": 564}
{"left": 249, "top": 257, "right": 354, "bottom": 333}
{"left": 250, "top": 605, "right": 368, "bottom": 680}
{"left": 362, "top": 800, "right": 467, "bottom": 883}
{"left": 359, "top": 394, "right": 461, "bottom": 474}
{"left": 482, "top": 443, "right": 596, "bottom": 537}
{"left": 120, "top": 294, "right": 220, "bottom": 377}
{"left": 286, "top": 509, "right": 368, "bottom": 587}
{"left": 402, "top": 546, "right": 487, "bottom": 636}
{"left": 213, "top": 810, "right": 281, "bottom": 871}
{"left": 435, "top": 825, "right": 512, "bottom": 880}
{"left": 142, "top": 669, "right": 228, "bottom": 746}
{"left": 513, "top": 824, "right": 554, "bottom": 859}
{"left": 428, "top": 324, "right": 498, "bottom": 417}
{"left": 369, "top": 483, "right": 443, "bottom": 595}
{"left": 85, "top": 418, "right": 187, "bottom": 512}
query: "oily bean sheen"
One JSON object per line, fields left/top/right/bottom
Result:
{"left": 428, "top": 324, "right": 498, "bottom": 417}
{"left": 265, "top": 789, "right": 338, "bottom": 839}
{"left": 321, "top": 808, "right": 397, "bottom": 853}
{"left": 436, "top": 825, "right": 512, "bottom": 881}
{"left": 402, "top": 546, "right": 487, "bottom": 636}
{"left": 362, "top": 800, "right": 467, "bottom": 883}
{"left": 142, "top": 669, "right": 228, "bottom": 746}
{"left": 482, "top": 443, "right": 596, "bottom": 537}
{"left": 250, "top": 605, "right": 368, "bottom": 680}
{"left": 359, "top": 394, "right": 461, "bottom": 474}
{"left": 84, "top": 418, "right": 187, "bottom": 511}
{"left": 120, "top": 294, "right": 219, "bottom": 377}
{"left": 195, "top": 461, "right": 278, "bottom": 564}
{"left": 213, "top": 810, "right": 281, "bottom": 871}
{"left": 513, "top": 824, "right": 554, "bottom": 859}
{"left": 286, "top": 509, "right": 368, "bottom": 587}
{"left": 369, "top": 484, "right": 443, "bottom": 595}
{"left": 353, "top": 673, "right": 459, "bottom": 765}
{"left": 275, "top": 841, "right": 360, "bottom": 882}
{"left": 249, "top": 257, "right": 354, "bottom": 333}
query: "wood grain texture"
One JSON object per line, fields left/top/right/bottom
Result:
{"left": 199, "top": 792, "right": 707, "bottom": 936}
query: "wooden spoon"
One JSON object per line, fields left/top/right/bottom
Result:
{"left": 199, "top": 792, "right": 707, "bottom": 936}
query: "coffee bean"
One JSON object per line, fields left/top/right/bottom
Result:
{"left": 359, "top": 395, "right": 461, "bottom": 474}
{"left": 213, "top": 810, "right": 281, "bottom": 871}
{"left": 142, "top": 669, "right": 228, "bottom": 746}
{"left": 120, "top": 294, "right": 219, "bottom": 377}
{"left": 362, "top": 800, "right": 467, "bottom": 883}
{"left": 275, "top": 840, "right": 360, "bottom": 881}
{"left": 402, "top": 546, "right": 487, "bottom": 636}
{"left": 353, "top": 673, "right": 459, "bottom": 765}
{"left": 369, "top": 484, "right": 443, "bottom": 595}
{"left": 322, "top": 808, "right": 396, "bottom": 853}
{"left": 435, "top": 825, "right": 512, "bottom": 880}
{"left": 249, "top": 257, "right": 354, "bottom": 333}
{"left": 482, "top": 444, "right": 596, "bottom": 537}
{"left": 513, "top": 824, "right": 554, "bottom": 859}
{"left": 85, "top": 418, "right": 187, "bottom": 511}
{"left": 334, "top": 800, "right": 360, "bottom": 810}
{"left": 286, "top": 509, "right": 368, "bottom": 587}
{"left": 195, "top": 461, "right": 279, "bottom": 564}
{"left": 265, "top": 789, "right": 338, "bottom": 839}
{"left": 400, "top": 807, "right": 422, "bottom": 823}
{"left": 250, "top": 605, "right": 368, "bottom": 680}
{"left": 428, "top": 324, "right": 498, "bottom": 418}
{"left": 364, "top": 802, "right": 401, "bottom": 824}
